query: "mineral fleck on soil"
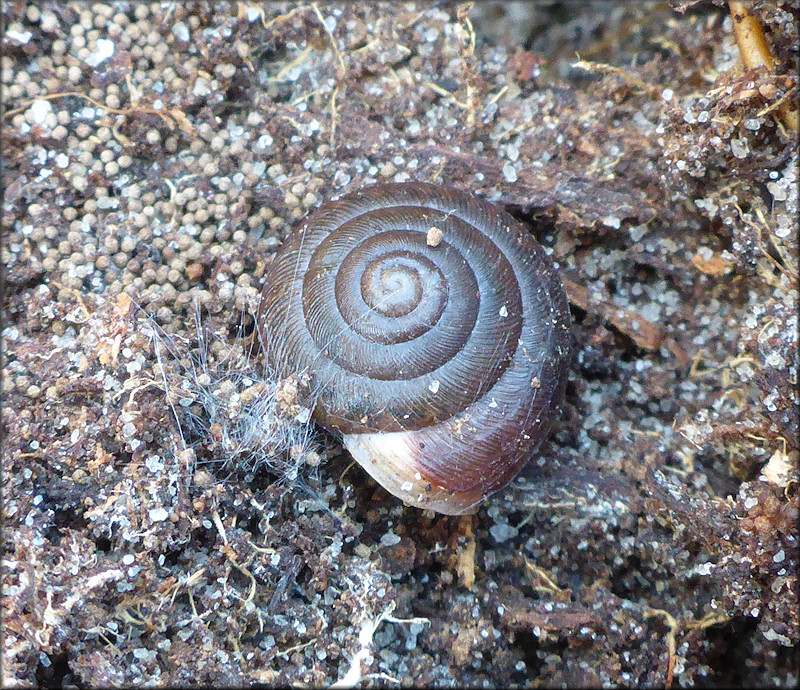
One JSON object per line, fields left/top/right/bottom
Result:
{"left": 2, "top": 1, "right": 798, "bottom": 687}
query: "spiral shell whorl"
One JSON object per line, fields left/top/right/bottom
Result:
{"left": 259, "top": 183, "right": 571, "bottom": 514}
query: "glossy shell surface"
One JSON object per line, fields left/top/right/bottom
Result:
{"left": 258, "top": 183, "right": 571, "bottom": 514}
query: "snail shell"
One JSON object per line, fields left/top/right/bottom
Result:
{"left": 258, "top": 183, "right": 571, "bottom": 514}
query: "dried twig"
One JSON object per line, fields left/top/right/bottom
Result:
{"left": 644, "top": 608, "right": 678, "bottom": 688}
{"left": 5, "top": 90, "right": 196, "bottom": 136}
{"left": 729, "top": 1, "right": 798, "bottom": 132}
{"left": 572, "top": 59, "right": 663, "bottom": 99}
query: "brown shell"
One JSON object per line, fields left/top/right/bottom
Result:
{"left": 258, "top": 183, "right": 571, "bottom": 514}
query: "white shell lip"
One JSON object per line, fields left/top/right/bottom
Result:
{"left": 342, "top": 431, "right": 482, "bottom": 515}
